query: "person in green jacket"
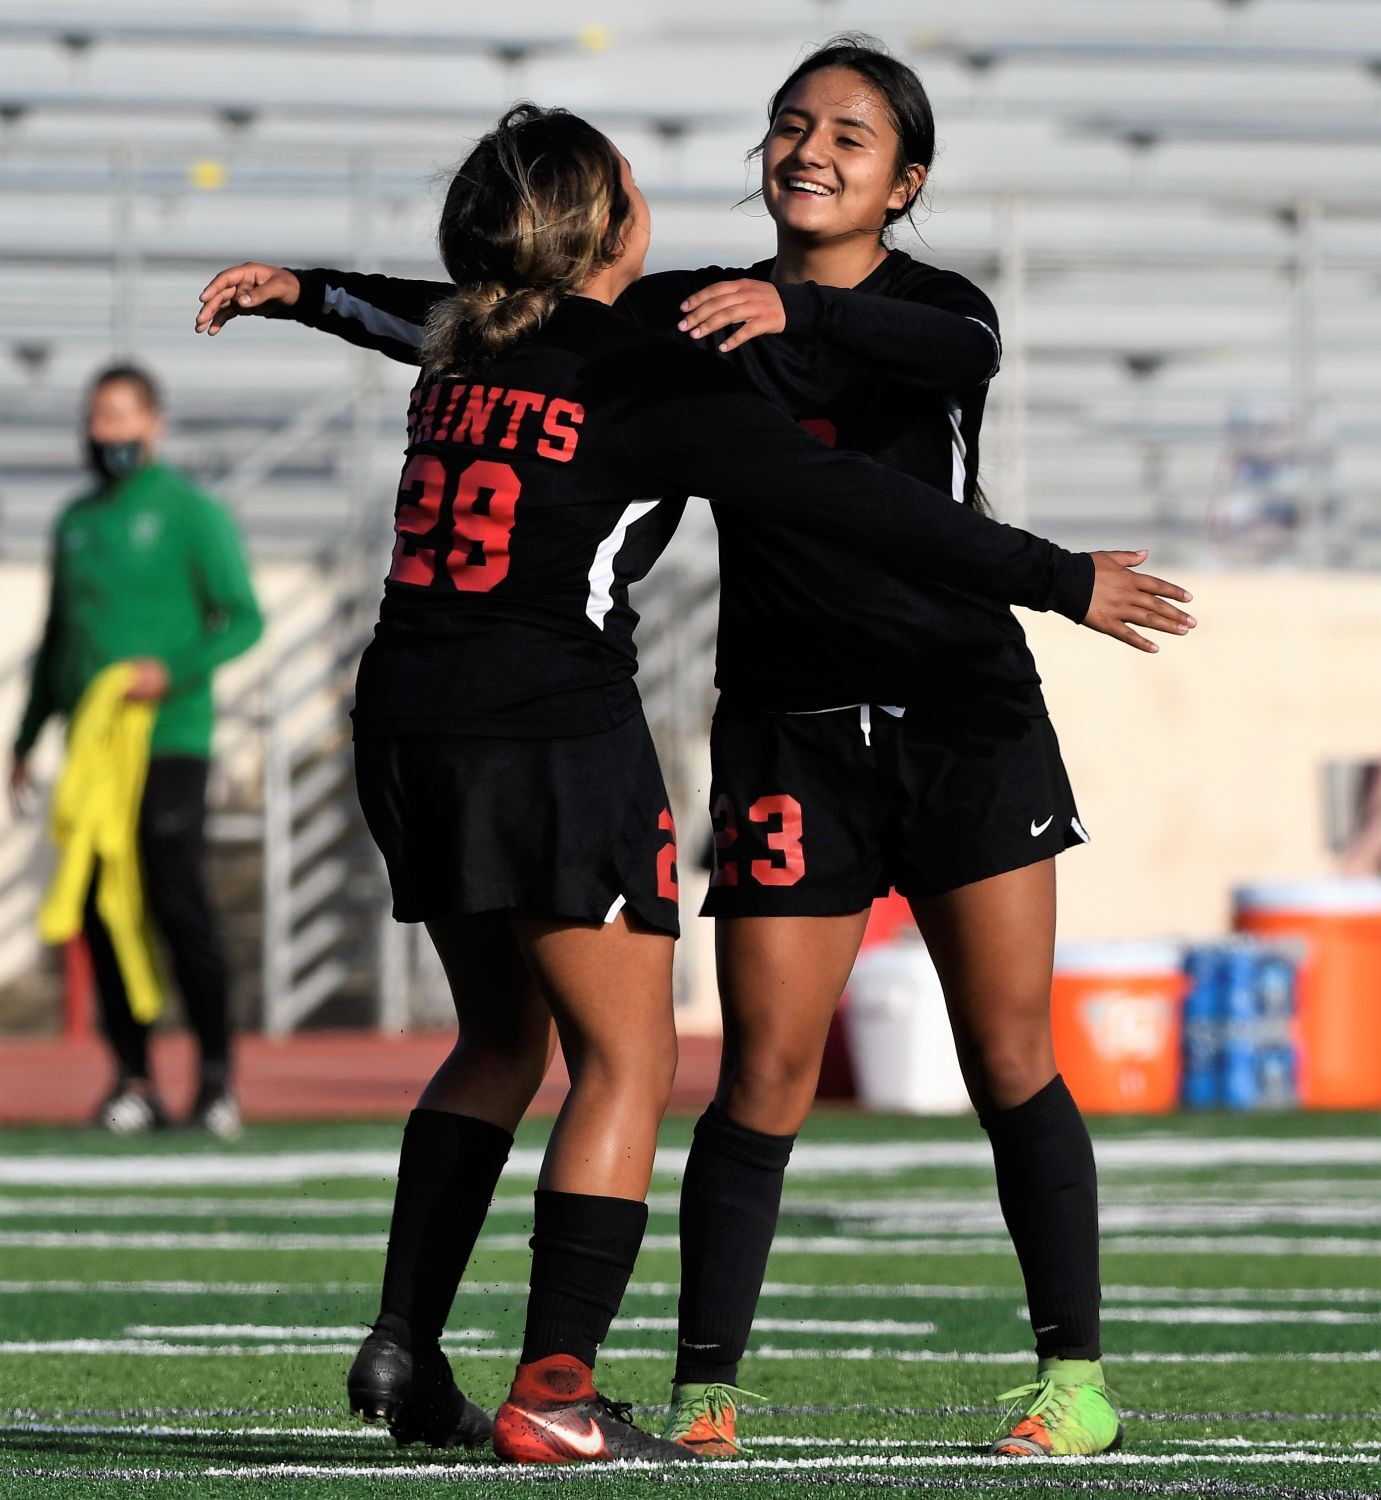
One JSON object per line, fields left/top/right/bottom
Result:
{"left": 7, "top": 364, "right": 264, "bottom": 1136}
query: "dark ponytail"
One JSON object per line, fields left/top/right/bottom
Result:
{"left": 422, "top": 103, "right": 631, "bottom": 376}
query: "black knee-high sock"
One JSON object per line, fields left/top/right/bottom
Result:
{"left": 982, "top": 1074, "right": 1101, "bottom": 1361}
{"left": 376, "top": 1109, "right": 514, "bottom": 1350}
{"left": 674, "top": 1102, "right": 796, "bottom": 1386}
{"left": 520, "top": 1190, "right": 649, "bottom": 1370}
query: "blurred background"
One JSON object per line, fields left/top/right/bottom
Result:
{"left": 2, "top": 0, "right": 1380, "bottom": 1123}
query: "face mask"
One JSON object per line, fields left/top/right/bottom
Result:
{"left": 86, "top": 438, "right": 146, "bottom": 483}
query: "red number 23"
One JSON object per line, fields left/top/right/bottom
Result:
{"left": 711, "top": 793, "right": 805, "bottom": 887}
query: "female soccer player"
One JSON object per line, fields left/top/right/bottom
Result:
{"left": 199, "top": 64, "right": 1195, "bottom": 1464}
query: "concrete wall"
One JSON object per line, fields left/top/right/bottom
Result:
{"left": 1020, "top": 570, "right": 1381, "bottom": 942}
{"left": 0, "top": 560, "right": 335, "bottom": 992}
{"left": 5, "top": 562, "right": 1379, "bottom": 1007}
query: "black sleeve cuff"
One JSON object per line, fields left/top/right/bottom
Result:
{"left": 281, "top": 268, "right": 326, "bottom": 324}
{"left": 778, "top": 280, "right": 823, "bottom": 337}
{"left": 1047, "top": 550, "right": 1096, "bottom": 623}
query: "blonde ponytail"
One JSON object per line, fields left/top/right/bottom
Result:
{"left": 422, "top": 105, "right": 630, "bottom": 377}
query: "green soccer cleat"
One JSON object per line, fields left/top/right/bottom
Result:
{"left": 989, "top": 1358, "right": 1124, "bottom": 1457}
{"left": 662, "top": 1381, "right": 764, "bottom": 1456}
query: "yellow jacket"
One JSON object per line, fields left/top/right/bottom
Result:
{"left": 38, "top": 664, "right": 164, "bottom": 1023}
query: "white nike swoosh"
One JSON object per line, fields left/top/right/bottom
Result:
{"left": 1030, "top": 816, "right": 1054, "bottom": 837}
{"left": 508, "top": 1405, "right": 607, "bottom": 1458}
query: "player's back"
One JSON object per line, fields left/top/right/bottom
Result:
{"left": 353, "top": 297, "right": 685, "bottom": 741}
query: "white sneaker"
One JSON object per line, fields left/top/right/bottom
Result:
{"left": 94, "top": 1087, "right": 166, "bottom": 1135}
{"left": 192, "top": 1092, "right": 243, "bottom": 1141}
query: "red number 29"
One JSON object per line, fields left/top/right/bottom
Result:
{"left": 389, "top": 455, "right": 521, "bottom": 591}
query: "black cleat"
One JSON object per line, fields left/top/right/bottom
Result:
{"left": 347, "top": 1327, "right": 412, "bottom": 1427}
{"left": 390, "top": 1345, "right": 493, "bottom": 1450}
{"left": 347, "top": 1328, "right": 492, "bottom": 1449}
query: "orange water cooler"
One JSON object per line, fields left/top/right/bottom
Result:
{"left": 1050, "top": 942, "right": 1186, "bottom": 1114}
{"left": 1234, "top": 879, "right": 1381, "bottom": 1110}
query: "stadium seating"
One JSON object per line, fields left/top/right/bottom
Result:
{"left": 0, "top": 0, "right": 1378, "bottom": 560}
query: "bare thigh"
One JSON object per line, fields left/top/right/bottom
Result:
{"left": 909, "top": 859, "right": 1058, "bottom": 1117}
{"left": 416, "top": 912, "right": 556, "bottom": 1131}
{"left": 713, "top": 911, "right": 872, "bottom": 1135}
{"left": 514, "top": 910, "right": 677, "bottom": 1200}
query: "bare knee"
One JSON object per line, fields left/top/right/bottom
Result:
{"left": 451, "top": 1011, "right": 552, "bottom": 1090}
{"left": 570, "top": 1029, "right": 678, "bottom": 1112}
{"left": 961, "top": 1027, "right": 1055, "bottom": 1115}
{"left": 719, "top": 1034, "right": 822, "bottom": 1135}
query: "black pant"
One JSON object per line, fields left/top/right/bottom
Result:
{"left": 83, "top": 756, "right": 231, "bottom": 1085}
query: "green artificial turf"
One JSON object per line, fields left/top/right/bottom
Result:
{"left": 2, "top": 1109, "right": 1378, "bottom": 1498}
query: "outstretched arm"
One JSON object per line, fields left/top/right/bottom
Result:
{"left": 677, "top": 275, "right": 1001, "bottom": 389}
{"left": 197, "top": 263, "right": 452, "bottom": 364}
{"left": 615, "top": 347, "right": 1194, "bottom": 651}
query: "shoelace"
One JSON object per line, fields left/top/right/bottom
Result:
{"left": 995, "top": 1377, "right": 1072, "bottom": 1425}
{"left": 994, "top": 1375, "right": 1115, "bottom": 1445}
{"left": 596, "top": 1395, "right": 636, "bottom": 1427}
{"left": 673, "top": 1383, "right": 766, "bottom": 1452}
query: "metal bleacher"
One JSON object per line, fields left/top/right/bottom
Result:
{"left": 1, "top": 0, "right": 1380, "bottom": 1029}
{"left": 2, "top": 0, "right": 1380, "bottom": 559}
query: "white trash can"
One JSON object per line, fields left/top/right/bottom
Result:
{"left": 844, "top": 937, "right": 971, "bottom": 1114}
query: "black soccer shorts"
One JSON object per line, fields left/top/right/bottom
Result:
{"left": 699, "top": 699, "right": 1088, "bottom": 917}
{"left": 354, "top": 712, "right": 680, "bottom": 936}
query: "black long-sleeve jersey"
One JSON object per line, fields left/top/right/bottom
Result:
{"left": 284, "top": 269, "right": 1093, "bottom": 733}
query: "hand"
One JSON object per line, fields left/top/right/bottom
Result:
{"left": 196, "top": 262, "right": 300, "bottom": 335}
{"left": 123, "top": 658, "right": 171, "bottom": 702}
{"left": 678, "top": 279, "right": 786, "bottom": 353}
{"left": 7, "top": 755, "right": 33, "bottom": 819}
{"left": 1082, "top": 551, "right": 1197, "bottom": 653}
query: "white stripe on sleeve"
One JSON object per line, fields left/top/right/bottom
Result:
{"left": 322, "top": 284, "right": 427, "bottom": 350}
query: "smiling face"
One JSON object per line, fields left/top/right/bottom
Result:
{"left": 761, "top": 65, "right": 923, "bottom": 244}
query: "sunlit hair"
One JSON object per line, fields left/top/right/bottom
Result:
{"left": 422, "top": 103, "right": 631, "bottom": 376}
{"left": 746, "top": 33, "right": 936, "bottom": 234}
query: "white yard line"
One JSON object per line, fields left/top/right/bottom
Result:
{"left": 7, "top": 1423, "right": 1380, "bottom": 1455}
{"left": 852, "top": 1203, "right": 1381, "bottom": 1230}
{"left": 618, "top": 1317, "right": 938, "bottom": 1336}
{"left": 0, "top": 1279, "right": 371, "bottom": 1295}
{"left": 1097, "top": 1307, "right": 1381, "bottom": 1326}
{"left": 1105, "top": 1284, "right": 1381, "bottom": 1306}
{"left": 0, "top": 1420, "right": 382, "bottom": 1439}
{"left": 3, "top": 1136, "right": 1379, "bottom": 1187}
{"left": 124, "top": 1324, "right": 495, "bottom": 1341}
{"left": 1099, "top": 1235, "right": 1379, "bottom": 1258}
{"left": 3, "top": 1227, "right": 1376, "bottom": 1257}
{"left": 5, "top": 1337, "right": 1380, "bottom": 1366}
{"left": 6, "top": 1278, "right": 1379, "bottom": 1308}
{"left": 0, "top": 1196, "right": 397, "bottom": 1219}
{"left": 10, "top": 1193, "right": 1381, "bottom": 1234}
{"left": 185, "top": 1451, "right": 1381, "bottom": 1476}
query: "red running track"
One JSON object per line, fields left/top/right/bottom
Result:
{"left": 0, "top": 1029, "right": 725, "bottom": 1126}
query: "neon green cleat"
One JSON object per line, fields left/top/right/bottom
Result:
{"left": 662, "top": 1382, "right": 764, "bottom": 1457}
{"left": 990, "top": 1358, "right": 1124, "bottom": 1457}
